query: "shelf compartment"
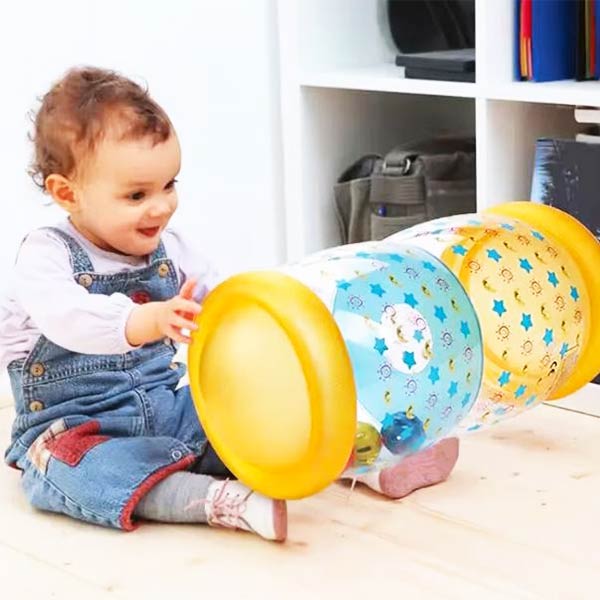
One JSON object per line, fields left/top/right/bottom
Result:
{"left": 300, "top": 65, "right": 477, "bottom": 98}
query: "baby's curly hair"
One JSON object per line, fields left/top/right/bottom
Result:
{"left": 29, "top": 66, "right": 172, "bottom": 190}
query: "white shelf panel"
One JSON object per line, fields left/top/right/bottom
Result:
{"left": 487, "top": 80, "right": 600, "bottom": 107}
{"left": 301, "top": 66, "right": 600, "bottom": 109}
{"left": 300, "top": 65, "right": 477, "bottom": 99}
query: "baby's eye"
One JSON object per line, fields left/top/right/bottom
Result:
{"left": 165, "top": 178, "right": 178, "bottom": 191}
{"left": 129, "top": 191, "right": 146, "bottom": 201}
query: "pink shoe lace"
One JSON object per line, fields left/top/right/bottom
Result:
{"left": 201, "top": 480, "right": 253, "bottom": 531}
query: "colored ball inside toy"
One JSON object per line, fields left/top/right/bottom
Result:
{"left": 381, "top": 410, "right": 426, "bottom": 455}
{"left": 354, "top": 422, "right": 382, "bottom": 466}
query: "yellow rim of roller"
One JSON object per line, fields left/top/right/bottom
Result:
{"left": 485, "top": 201, "right": 600, "bottom": 399}
{"left": 187, "top": 271, "right": 357, "bottom": 499}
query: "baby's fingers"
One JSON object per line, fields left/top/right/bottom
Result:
{"left": 174, "top": 298, "right": 202, "bottom": 316}
{"left": 179, "top": 278, "right": 197, "bottom": 301}
{"left": 166, "top": 325, "right": 191, "bottom": 345}
{"left": 170, "top": 313, "right": 198, "bottom": 333}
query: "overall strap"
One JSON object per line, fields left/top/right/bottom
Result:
{"left": 43, "top": 227, "right": 95, "bottom": 273}
{"left": 149, "top": 240, "right": 168, "bottom": 261}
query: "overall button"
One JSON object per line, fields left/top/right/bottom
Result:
{"left": 78, "top": 274, "right": 93, "bottom": 288}
{"left": 171, "top": 449, "right": 183, "bottom": 461}
{"left": 169, "top": 362, "right": 179, "bottom": 370}
{"left": 158, "top": 263, "right": 170, "bottom": 277}
{"left": 163, "top": 337, "right": 172, "bottom": 346}
{"left": 30, "top": 363, "right": 45, "bottom": 377}
{"left": 29, "top": 400, "right": 44, "bottom": 412}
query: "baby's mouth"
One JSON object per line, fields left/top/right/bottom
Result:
{"left": 138, "top": 226, "right": 160, "bottom": 237}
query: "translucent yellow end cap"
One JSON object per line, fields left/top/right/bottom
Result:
{"left": 187, "top": 271, "right": 357, "bottom": 499}
{"left": 486, "top": 201, "right": 600, "bottom": 398}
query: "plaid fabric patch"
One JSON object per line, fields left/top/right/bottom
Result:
{"left": 27, "top": 419, "right": 68, "bottom": 475}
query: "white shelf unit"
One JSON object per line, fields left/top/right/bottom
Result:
{"left": 277, "top": 0, "right": 600, "bottom": 260}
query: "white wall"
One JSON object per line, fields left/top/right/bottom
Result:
{"left": 0, "top": 0, "right": 285, "bottom": 294}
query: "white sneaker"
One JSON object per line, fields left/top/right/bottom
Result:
{"left": 205, "top": 480, "right": 287, "bottom": 542}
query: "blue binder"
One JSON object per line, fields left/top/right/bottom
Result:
{"left": 530, "top": 0, "right": 577, "bottom": 82}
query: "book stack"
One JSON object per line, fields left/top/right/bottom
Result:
{"left": 516, "top": 0, "right": 600, "bottom": 82}
{"left": 574, "top": 106, "right": 600, "bottom": 143}
{"left": 395, "top": 48, "right": 475, "bottom": 83}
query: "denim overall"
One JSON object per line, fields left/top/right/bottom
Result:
{"left": 4, "top": 228, "right": 227, "bottom": 530}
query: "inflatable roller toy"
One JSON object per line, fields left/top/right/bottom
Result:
{"left": 188, "top": 202, "right": 600, "bottom": 499}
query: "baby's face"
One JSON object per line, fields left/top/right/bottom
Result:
{"left": 72, "top": 132, "right": 181, "bottom": 256}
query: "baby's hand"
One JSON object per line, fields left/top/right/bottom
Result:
{"left": 125, "top": 278, "right": 202, "bottom": 346}
{"left": 156, "top": 278, "right": 202, "bottom": 344}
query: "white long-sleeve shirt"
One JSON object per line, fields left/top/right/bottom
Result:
{"left": 0, "top": 219, "right": 221, "bottom": 371}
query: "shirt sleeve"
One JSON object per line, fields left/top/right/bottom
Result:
{"left": 13, "top": 230, "right": 139, "bottom": 355}
{"left": 162, "top": 228, "right": 225, "bottom": 302}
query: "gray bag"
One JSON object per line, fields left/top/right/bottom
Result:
{"left": 333, "top": 135, "right": 476, "bottom": 244}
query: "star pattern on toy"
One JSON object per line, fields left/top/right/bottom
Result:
{"left": 570, "top": 286, "right": 580, "bottom": 301}
{"left": 519, "top": 258, "right": 533, "bottom": 273}
{"left": 452, "top": 244, "right": 468, "bottom": 256}
{"left": 428, "top": 366, "right": 440, "bottom": 384}
{"left": 547, "top": 271, "right": 559, "bottom": 288}
{"left": 526, "top": 395, "right": 537, "bottom": 406}
{"left": 370, "top": 283, "right": 386, "bottom": 297}
{"left": 498, "top": 371, "right": 511, "bottom": 386}
{"left": 374, "top": 338, "right": 388, "bottom": 355}
{"left": 448, "top": 381, "right": 458, "bottom": 397}
{"left": 543, "top": 328, "right": 554, "bottom": 346}
{"left": 487, "top": 249, "right": 502, "bottom": 262}
{"left": 403, "top": 351, "right": 417, "bottom": 370}
{"left": 461, "top": 392, "right": 471, "bottom": 407}
{"left": 520, "top": 313, "right": 533, "bottom": 331}
{"left": 389, "top": 254, "right": 404, "bottom": 263}
{"left": 514, "top": 384, "right": 527, "bottom": 398}
{"left": 404, "top": 293, "right": 418, "bottom": 308}
{"left": 532, "top": 231, "right": 544, "bottom": 241}
{"left": 560, "top": 342, "right": 569, "bottom": 358}
{"left": 413, "top": 329, "right": 424, "bottom": 342}
{"left": 422, "top": 261, "right": 436, "bottom": 272}
{"left": 493, "top": 299, "right": 507, "bottom": 317}
{"left": 501, "top": 223, "right": 515, "bottom": 231}
{"left": 460, "top": 320, "right": 471, "bottom": 338}
{"left": 434, "top": 306, "right": 447, "bottom": 322}
{"left": 336, "top": 280, "right": 351, "bottom": 290}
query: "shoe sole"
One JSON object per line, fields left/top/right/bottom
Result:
{"left": 272, "top": 499, "right": 288, "bottom": 542}
{"left": 378, "top": 437, "right": 460, "bottom": 499}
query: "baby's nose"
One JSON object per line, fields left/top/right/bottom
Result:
{"left": 148, "top": 196, "right": 174, "bottom": 218}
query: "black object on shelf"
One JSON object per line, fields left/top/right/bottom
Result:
{"left": 387, "top": 0, "right": 475, "bottom": 54}
{"left": 531, "top": 138, "right": 600, "bottom": 241}
{"left": 530, "top": 137, "right": 600, "bottom": 384}
{"left": 387, "top": 1, "right": 476, "bottom": 82}
{"left": 404, "top": 66, "right": 475, "bottom": 83}
{"left": 395, "top": 48, "right": 475, "bottom": 72}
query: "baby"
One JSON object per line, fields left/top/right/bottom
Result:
{"left": 1, "top": 67, "right": 458, "bottom": 542}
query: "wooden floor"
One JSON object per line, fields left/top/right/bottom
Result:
{"left": 0, "top": 386, "right": 598, "bottom": 600}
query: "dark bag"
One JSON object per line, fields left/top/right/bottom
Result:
{"left": 333, "top": 135, "right": 476, "bottom": 244}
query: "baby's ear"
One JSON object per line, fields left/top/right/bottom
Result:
{"left": 45, "top": 174, "right": 76, "bottom": 212}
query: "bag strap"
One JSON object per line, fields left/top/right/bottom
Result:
{"left": 382, "top": 135, "right": 476, "bottom": 175}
